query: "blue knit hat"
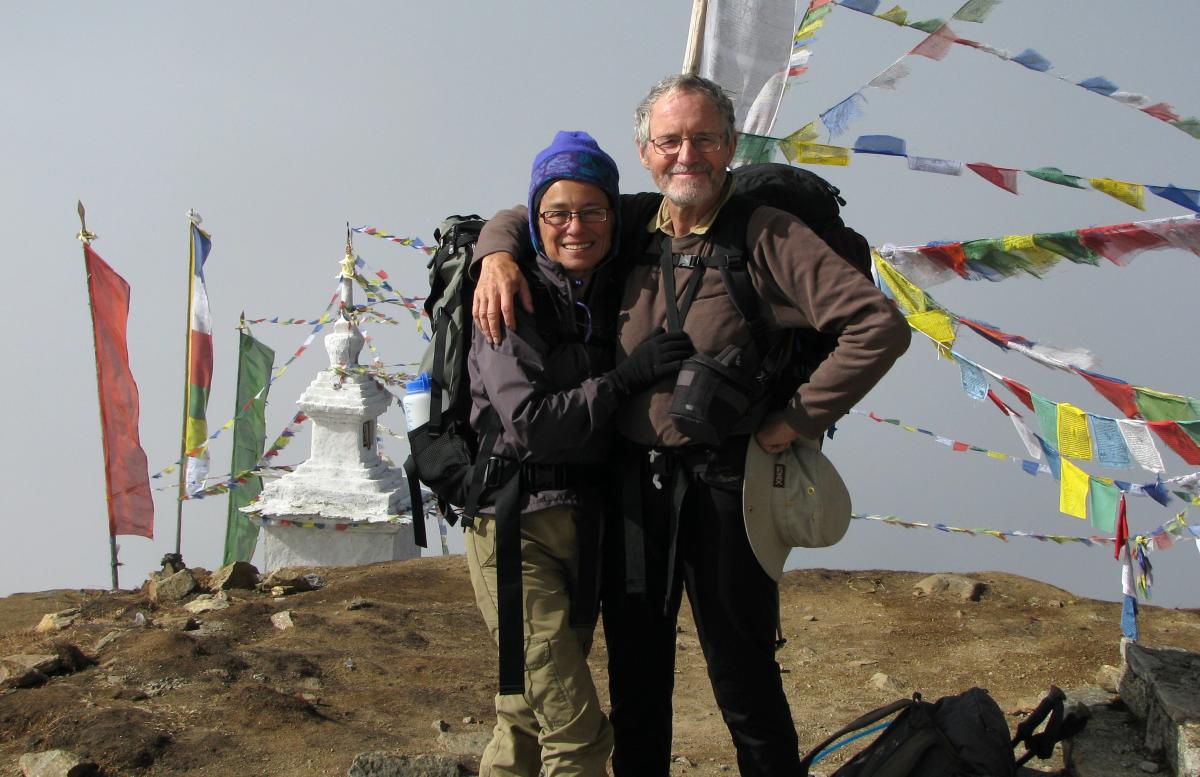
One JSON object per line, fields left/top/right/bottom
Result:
{"left": 527, "top": 131, "right": 620, "bottom": 262}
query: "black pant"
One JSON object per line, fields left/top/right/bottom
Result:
{"left": 602, "top": 445, "right": 800, "bottom": 776}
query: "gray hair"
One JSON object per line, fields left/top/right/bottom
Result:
{"left": 633, "top": 74, "right": 737, "bottom": 148}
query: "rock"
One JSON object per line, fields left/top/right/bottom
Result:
{"left": 673, "top": 754, "right": 697, "bottom": 767}
{"left": 149, "top": 569, "right": 198, "bottom": 603}
{"left": 35, "top": 608, "right": 80, "bottom": 633}
{"left": 94, "top": 630, "right": 126, "bottom": 652}
{"left": 347, "top": 752, "right": 461, "bottom": 777}
{"left": 260, "top": 569, "right": 317, "bottom": 592}
{"left": 183, "top": 595, "right": 229, "bottom": 614}
{"left": 18, "top": 749, "right": 98, "bottom": 776}
{"left": 3, "top": 654, "right": 63, "bottom": 676}
{"left": 271, "top": 586, "right": 298, "bottom": 597}
{"left": 1096, "top": 664, "right": 1122, "bottom": 693}
{"left": 848, "top": 659, "right": 878, "bottom": 667}
{"left": 802, "top": 614, "right": 817, "bottom": 622}
{"left": 912, "top": 574, "right": 985, "bottom": 602}
{"left": 1138, "top": 761, "right": 1160, "bottom": 773}
{"left": 0, "top": 662, "right": 47, "bottom": 690}
{"left": 869, "top": 672, "right": 906, "bottom": 694}
{"left": 431, "top": 719, "right": 450, "bottom": 732}
{"left": 347, "top": 597, "right": 374, "bottom": 611}
{"left": 437, "top": 727, "right": 491, "bottom": 757}
{"left": 462, "top": 715, "right": 476, "bottom": 724}
{"left": 207, "top": 561, "right": 259, "bottom": 591}
{"left": 1119, "top": 641, "right": 1200, "bottom": 777}
{"left": 272, "top": 610, "right": 295, "bottom": 630}
{"left": 345, "top": 658, "right": 357, "bottom": 671}
{"left": 155, "top": 614, "right": 200, "bottom": 631}
{"left": 159, "top": 552, "right": 186, "bottom": 574}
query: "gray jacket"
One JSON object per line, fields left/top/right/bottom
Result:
{"left": 467, "top": 251, "right": 624, "bottom": 513}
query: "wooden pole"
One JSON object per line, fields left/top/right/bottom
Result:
{"left": 682, "top": 0, "right": 708, "bottom": 75}
{"left": 78, "top": 201, "right": 121, "bottom": 590}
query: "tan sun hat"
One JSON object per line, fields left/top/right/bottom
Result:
{"left": 743, "top": 435, "right": 852, "bottom": 581}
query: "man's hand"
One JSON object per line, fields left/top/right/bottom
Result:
{"left": 472, "top": 252, "right": 532, "bottom": 344}
{"left": 754, "top": 412, "right": 803, "bottom": 455}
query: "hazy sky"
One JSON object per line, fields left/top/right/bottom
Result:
{"left": 3, "top": 1, "right": 1197, "bottom": 609}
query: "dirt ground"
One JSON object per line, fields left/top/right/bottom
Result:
{"left": 1, "top": 557, "right": 1198, "bottom": 776}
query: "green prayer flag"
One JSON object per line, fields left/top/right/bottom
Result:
{"left": 1087, "top": 479, "right": 1119, "bottom": 533}
{"left": 1133, "top": 388, "right": 1200, "bottom": 423}
{"left": 909, "top": 17, "right": 945, "bottom": 33}
{"left": 1171, "top": 117, "right": 1200, "bottom": 139}
{"left": 733, "top": 132, "right": 778, "bottom": 167}
{"left": 952, "top": 0, "right": 1000, "bottom": 22}
{"left": 1032, "top": 393, "right": 1059, "bottom": 447}
{"left": 1032, "top": 231, "right": 1100, "bottom": 265}
{"left": 1026, "top": 166, "right": 1088, "bottom": 189}
{"left": 962, "top": 239, "right": 1030, "bottom": 278}
{"left": 223, "top": 330, "right": 275, "bottom": 565}
{"left": 805, "top": 3, "right": 832, "bottom": 23}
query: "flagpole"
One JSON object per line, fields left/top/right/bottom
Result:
{"left": 78, "top": 201, "right": 121, "bottom": 590}
{"left": 682, "top": 0, "right": 707, "bottom": 74}
{"left": 174, "top": 212, "right": 200, "bottom": 561}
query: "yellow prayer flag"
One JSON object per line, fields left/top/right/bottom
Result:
{"left": 780, "top": 140, "right": 850, "bottom": 166}
{"left": 1002, "top": 234, "right": 1035, "bottom": 251}
{"left": 1056, "top": 402, "right": 1093, "bottom": 460}
{"left": 878, "top": 5, "right": 908, "bottom": 24}
{"left": 1059, "top": 458, "right": 1089, "bottom": 519}
{"left": 873, "top": 253, "right": 928, "bottom": 315}
{"left": 906, "top": 310, "right": 955, "bottom": 347}
{"left": 986, "top": 450, "right": 1007, "bottom": 459}
{"left": 796, "top": 19, "right": 824, "bottom": 40}
{"left": 1089, "top": 178, "right": 1146, "bottom": 210}
{"left": 785, "top": 121, "right": 821, "bottom": 145}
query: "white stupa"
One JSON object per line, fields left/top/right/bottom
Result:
{"left": 250, "top": 242, "right": 419, "bottom": 571}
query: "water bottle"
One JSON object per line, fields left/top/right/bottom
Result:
{"left": 402, "top": 372, "right": 432, "bottom": 431}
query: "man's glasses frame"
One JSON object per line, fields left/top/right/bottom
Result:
{"left": 538, "top": 208, "right": 611, "bottom": 226}
{"left": 647, "top": 132, "right": 725, "bottom": 155}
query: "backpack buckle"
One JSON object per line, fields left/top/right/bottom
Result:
{"left": 674, "top": 254, "right": 701, "bottom": 269}
{"left": 483, "top": 457, "right": 507, "bottom": 488}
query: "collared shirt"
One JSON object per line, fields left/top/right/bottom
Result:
{"left": 646, "top": 178, "right": 735, "bottom": 237}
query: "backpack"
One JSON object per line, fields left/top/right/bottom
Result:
{"left": 799, "top": 686, "right": 1087, "bottom": 777}
{"left": 402, "top": 215, "right": 494, "bottom": 545}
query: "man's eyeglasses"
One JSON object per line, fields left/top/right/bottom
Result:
{"left": 648, "top": 132, "right": 724, "bottom": 155}
{"left": 538, "top": 208, "right": 611, "bottom": 226}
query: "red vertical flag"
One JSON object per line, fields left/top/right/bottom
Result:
{"left": 86, "top": 245, "right": 154, "bottom": 538}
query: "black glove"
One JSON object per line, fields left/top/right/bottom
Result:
{"left": 608, "top": 328, "right": 695, "bottom": 394}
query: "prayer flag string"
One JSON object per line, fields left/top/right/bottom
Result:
{"left": 350, "top": 225, "right": 434, "bottom": 255}
{"left": 873, "top": 253, "right": 1200, "bottom": 417}
{"left": 829, "top": 1, "right": 1200, "bottom": 142}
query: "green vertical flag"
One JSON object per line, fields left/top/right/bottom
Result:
{"left": 223, "top": 330, "right": 275, "bottom": 564}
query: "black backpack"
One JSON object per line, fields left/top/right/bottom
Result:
{"left": 402, "top": 215, "right": 498, "bottom": 547}
{"left": 799, "top": 686, "right": 1086, "bottom": 777}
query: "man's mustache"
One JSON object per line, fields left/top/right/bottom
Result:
{"left": 667, "top": 162, "right": 713, "bottom": 175}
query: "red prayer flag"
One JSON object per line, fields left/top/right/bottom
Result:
{"left": 1001, "top": 377, "right": 1035, "bottom": 412}
{"left": 918, "top": 242, "right": 968, "bottom": 277}
{"left": 909, "top": 23, "right": 958, "bottom": 60}
{"left": 1077, "top": 223, "right": 1167, "bottom": 266}
{"left": 85, "top": 246, "right": 154, "bottom": 539}
{"left": 952, "top": 441, "right": 969, "bottom": 452}
{"left": 1113, "top": 494, "right": 1128, "bottom": 560}
{"left": 1074, "top": 369, "right": 1140, "bottom": 418}
{"left": 1147, "top": 420, "right": 1200, "bottom": 465}
{"left": 966, "top": 163, "right": 1020, "bottom": 194}
{"left": 1141, "top": 103, "right": 1180, "bottom": 122}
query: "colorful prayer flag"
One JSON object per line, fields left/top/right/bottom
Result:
{"left": 85, "top": 246, "right": 154, "bottom": 539}
{"left": 1056, "top": 403, "right": 1093, "bottom": 460}
{"left": 1089, "top": 178, "right": 1146, "bottom": 210}
{"left": 967, "top": 163, "right": 1020, "bottom": 194}
{"left": 185, "top": 223, "right": 214, "bottom": 494}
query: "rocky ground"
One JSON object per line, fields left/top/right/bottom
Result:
{"left": 2, "top": 556, "right": 1198, "bottom": 776}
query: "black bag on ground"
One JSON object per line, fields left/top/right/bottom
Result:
{"left": 799, "top": 686, "right": 1086, "bottom": 777}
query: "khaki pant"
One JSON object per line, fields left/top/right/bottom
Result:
{"left": 466, "top": 506, "right": 612, "bottom": 777}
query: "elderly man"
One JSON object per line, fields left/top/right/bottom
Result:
{"left": 472, "top": 74, "right": 910, "bottom": 777}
